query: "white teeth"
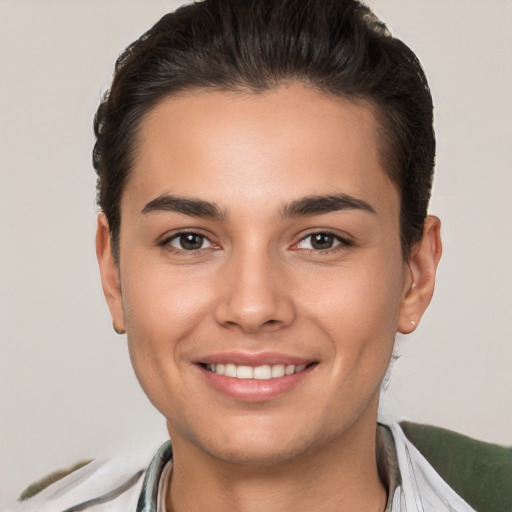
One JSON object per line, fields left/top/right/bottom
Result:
{"left": 236, "top": 365, "right": 253, "bottom": 379}
{"left": 207, "top": 362, "right": 309, "bottom": 379}
{"left": 253, "top": 365, "right": 271, "bottom": 380}
{"left": 271, "top": 364, "right": 285, "bottom": 378}
{"left": 285, "top": 364, "right": 295, "bottom": 375}
{"left": 225, "top": 363, "right": 237, "bottom": 378}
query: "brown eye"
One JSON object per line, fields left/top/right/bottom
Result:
{"left": 169, "top": 233, "right": 210, "bottom": 251}
{"left": 296, "top": 232, "right": 346, "bottom": 251}
{"left": 310, "top": 233, "right": 335, "bottom": 250}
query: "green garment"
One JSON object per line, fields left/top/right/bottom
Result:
{"left": 400, "top": 422, "right": 511, "bottom": 512}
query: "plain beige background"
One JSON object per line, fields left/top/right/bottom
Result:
{"left": 1, "top": 0, "right": 511, "bottom": 507}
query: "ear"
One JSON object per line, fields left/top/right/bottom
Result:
{"left": 398, "top": 215, "right": 442, "bottom": 334}
{"left": 96, "top": 213, "right": 125, "bottom": 332}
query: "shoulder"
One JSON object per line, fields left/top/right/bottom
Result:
{"left": 6, "top": 444, "right": 164, "bottom": 512}
{"left": 399, "top": 421, "right": 512, "bottom": 512}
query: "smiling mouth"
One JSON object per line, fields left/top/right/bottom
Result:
{"left": 201, "top": 363, "right": 315, "bottom": 380}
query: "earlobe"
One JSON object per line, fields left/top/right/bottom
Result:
{"left": 398, "top": 215, "right": 442, "bottom": 334}
{"left": 96, "top": 214, "right": 125, "bottom": 333}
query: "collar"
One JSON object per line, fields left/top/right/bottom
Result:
{"left": 377, "top": 423, "right": 401, "bottom": 512}
{"left": 136, "top": 441, "right": 173, "bottom": 512}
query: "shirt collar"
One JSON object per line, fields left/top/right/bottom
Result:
{"left": 377, "top": 423, "right": 401, "bottom": 511}
{"left": 136, "top": 440, "right": 173, "bottom": 512}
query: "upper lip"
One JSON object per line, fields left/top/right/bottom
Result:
{"left": 195, "top": 351, "right": 316, "bottom": 367}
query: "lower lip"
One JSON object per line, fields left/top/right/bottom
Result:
{"left": 198, "top": 364, "right": 316, "bottom": 402}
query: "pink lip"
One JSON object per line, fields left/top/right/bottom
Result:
{"left": 195, "top": 350, "right": 314, "bottom": 366}
{"left": 194, "top": 351, "right": 318, "bottom": 402}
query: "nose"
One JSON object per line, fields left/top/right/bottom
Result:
{"left": 213, "top": 248, "right": 296, "bottom": 333}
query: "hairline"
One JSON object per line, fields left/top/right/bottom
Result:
{"left": 109, "top": 82, "right": 409, "bottom": 262}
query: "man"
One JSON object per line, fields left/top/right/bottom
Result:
{"left": 9, "top": 1, "right": 510, "bottom": 511}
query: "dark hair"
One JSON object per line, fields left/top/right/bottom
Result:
{"left": 93, "top": 0, "right": 435, "bottom": 260}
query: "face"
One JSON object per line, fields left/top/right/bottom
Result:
{"left": 98, "top": 85, "right": 437, "bottom": 466}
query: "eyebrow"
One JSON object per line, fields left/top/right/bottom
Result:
{"left": 141, "top": 194, "right": 227, "bottom": 220}
{"left": 279, "top": 193, "right": 376, "bottom": 219}
{"left": 140, "top": 192, "right": 375, "bottom": 221}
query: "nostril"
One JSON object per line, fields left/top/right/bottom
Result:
{"left": 214, "top": 289, "right": 296, "bottom": 333}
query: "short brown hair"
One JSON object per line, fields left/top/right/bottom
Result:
{"left": 93, "top": 0, "right": 435, "bottom": 260}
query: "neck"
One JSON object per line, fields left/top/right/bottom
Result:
{"left": 166, "top": 409, "right": 387, "bottom": 512}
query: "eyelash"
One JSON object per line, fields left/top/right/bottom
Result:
{"left": 160, "top": 231, "right": 218, "bottom": 254}
{"left": 293, "top": 230, "right": 353, "bottom": 254}
{"left": 160, "top": 230, "right": 352, "bottom": 255}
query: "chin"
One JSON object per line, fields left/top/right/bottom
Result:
{"left": 180, "top": 414, "right": 341, "bottom": 468}
{"left": 205, "top": 437, "right": 313, "bottom": 468}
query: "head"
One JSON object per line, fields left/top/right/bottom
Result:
{"left": 93, "top": 0, "right": 435, "bottom": 262}
{"left": 94, "top": 0, "right": 441, "bottom": 468}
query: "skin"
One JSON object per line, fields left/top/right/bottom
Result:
{"left": 97, "top": 85, "right": 441, "bottom": 512}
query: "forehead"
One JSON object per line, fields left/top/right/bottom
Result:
{"left": 124, "top": 85, "right": 399, "bottom": 219}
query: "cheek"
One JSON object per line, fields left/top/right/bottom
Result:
{"left": 297, "top": 252, "right": 405, "bottom": 369}
{"left": 119, "top": 261, "right": 215, "bottom": 402}
{"left": 122, "top": 260, "right": 213, "bottom": 338}
{"left": 303, "top": 256, "right": 404, "bottom": 327}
